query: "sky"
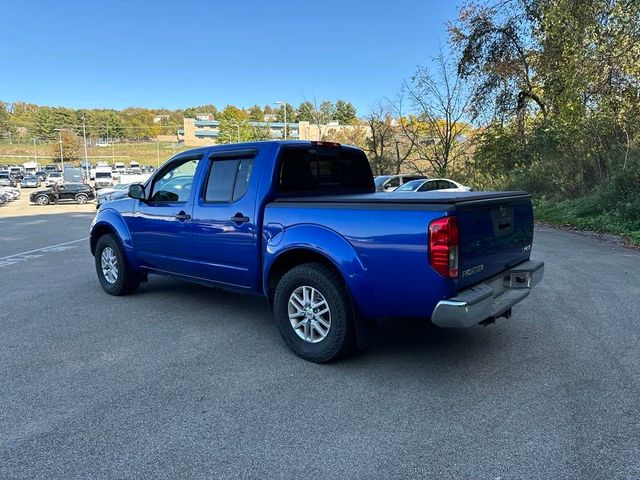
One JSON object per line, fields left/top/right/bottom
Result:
{"left": 1, "top": 0, "right": 461, "bottom": 115}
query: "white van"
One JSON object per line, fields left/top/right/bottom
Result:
{"left": 114, "top": 162, "right": 126, "bottom": 175}
{"left": 94, "top": 166, "right": 114, "bottom": 189}
{"left": 23, "top": 162, "right": 38, "bottom": 175}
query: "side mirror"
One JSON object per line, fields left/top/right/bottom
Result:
{"left": 128, "top": 183, "right": 146, "bottom": 201}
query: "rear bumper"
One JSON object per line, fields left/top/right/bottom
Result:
{"left": 430, "top": 260, "right": 544, "bottom": 328}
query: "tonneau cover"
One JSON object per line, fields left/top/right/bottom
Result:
{"left": 274, "top": 191, "right": 530, "bottom": 204}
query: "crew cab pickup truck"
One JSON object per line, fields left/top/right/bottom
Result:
{"left": 90, "top": 141, "right": 544, "bottom": 362}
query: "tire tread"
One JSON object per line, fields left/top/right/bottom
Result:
{"left": 273, "top": 262, "right": 355, "bottom": 363}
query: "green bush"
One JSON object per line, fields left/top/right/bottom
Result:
{"left": 533, "top": 172, "right": 640, "bottom": 245}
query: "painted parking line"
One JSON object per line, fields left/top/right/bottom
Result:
{"left": 0, "top": 237, "right": 88, "bottom": 268}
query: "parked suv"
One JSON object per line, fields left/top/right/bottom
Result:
{"left": 374, "top": 174, "right": 427, "bottom": 192}
{"left": 46, "top": 171, "right": 64, "bottom": 186}
{"left": 30, "top": 183, "right": 95, "bottom": 205}
{"left": 0, "top": 172, "right": 17, "bottom": 187}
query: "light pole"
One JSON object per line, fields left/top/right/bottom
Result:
{"left": 274, "top": 101, "right": 287, "bottom": 140}
{"left": 81, "top": 115, "right": 89, "bottom": 166}
{"left": 156, "top": 141, "right": 160, "bottom": 168}
{"left": 53, "top": 129, "right": 67, "bottom": 172}
{"left": 32, "top": 138, "right": 38, "bottom": 163}
{"left": 59, "top": 139, "right": 64, "bottom": 172}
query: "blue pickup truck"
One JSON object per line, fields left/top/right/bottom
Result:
{"left": 90, "top": 141, "right": 544, "bottom": 362}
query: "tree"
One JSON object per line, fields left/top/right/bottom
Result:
{"left": 319, "top": 101, "right": 336, "bottom": 123}
{"left": 297, "top": 101, "right": 315, "bottom": 122}
{"left": 275, "top": 103, "right": 297, "bottom": 123}
{"left": 0, "top": 102, "right": 12, "bottom": 140}
{"left": 334, "top": 100, "right": 357, "bottom": 125}
{"left": 248, "top": 105, "right": 264, "bottom": 122}
{"left": 195, "top": 104, "right": 218, "bottom": 117}
{"left": 324, "top": 123, "right": 369, "bottom": 149}
{"left": 121, "top": 108, "right": 159, "bottom": 139}
{"left": 364, "top": 100, "right": 412, "bottom": 175}
{"left": 216, "top": 105, "right": 269, "bottom": 143}
{"left": 183, "top": 107, "right": 198, "bottom": 119}
{"left": 49, "top": 130, "right": 80, "bottom": 163}
{"left": 298, "top": 99, "right": 337, "bottom": 140}
{"left": 451, "top": 0, "right": 640, "bottom": 194}
{"left": 405, "top": 50, "right": 474, "bottom": 177}
{"left": 451, "top": 1, "right": 546, "bottom": 130}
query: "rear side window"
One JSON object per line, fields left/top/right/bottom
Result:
{"left": 385, "top": 177, "right": 400, "bottom": 188}
{"left": 204, "top": 157, "right": 255, "bottom": 202}
{"left": 419, "top": 181, "right": 438, "bottom": 192}
{"left": 277, "top": 146, "right": 374, "bottom": 194}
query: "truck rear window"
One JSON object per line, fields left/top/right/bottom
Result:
{"left": 276, "top": 145, "right": 374, "bottom": 194}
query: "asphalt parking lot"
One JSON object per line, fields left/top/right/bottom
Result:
{"left": 1, "top": 210, "right": 639, "bottom": 479}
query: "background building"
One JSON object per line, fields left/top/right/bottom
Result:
{"left": 179, "top": 118, "right": 361, "bottom": 146}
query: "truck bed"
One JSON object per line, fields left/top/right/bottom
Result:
{"left": 267, "top": 190, "right": 535, "bottom": 309}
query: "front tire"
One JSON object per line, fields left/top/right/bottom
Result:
{"left": 35, "top": 195, "right": 50, "bottom": 205}
{"left": 76, "top": 193, "right": 88, "bottom": 204}
{"left": 94, "top": 234, "right": 140, "bottom": 295}
{"left": 273, "top": 262, "right": 356, "bottom": 363}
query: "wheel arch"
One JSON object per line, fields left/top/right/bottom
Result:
{"left": 266, "top": 248, "right": 346, "bottom": 308}
{"left": 90, "top": 210, "right": 136, "bottom": 264}
{"left": 90, "top": 223, "right": 117, "bottom": 255}
{"left": 263, "top": 224, "right": 371, "bottom": 314}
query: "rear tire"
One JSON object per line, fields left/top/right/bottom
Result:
{"left": 273, "top": 262, "right": 356, "bottom": 363}
{"left": 94, "top": 234, "right": 140, "bottom": 295}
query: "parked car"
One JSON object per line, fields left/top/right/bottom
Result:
{"left": 0, "top": 190, "right": 14, "bottom": 205}
{"left": 395, "top": 178, "right": 472, "bottom": 193}
{"left": 0, "top": 189, "right": 14, "bottom": 204}
{"left": 0, "top": 186, "right": 20, "bottom": 200}
{"left": 0, "top": 172, "right": 17, "bottom": 187}
{"left": 95, "top": 183, "right": 131, "bottom": 207}
{"left": 45, "top": 171, "right": 64, "bottom": 186}
{"left": 20, "top": 175, "right": 41, "bottom": 188}
{"left": 90, "top": 141, "right": 544, "bottom": 363}
{"left": 374, "top": 174, "right": 427, "bottom": 192}
{"left": 8, "top": 166, "right": 24, "bottom": 182}
{"left": 30, "top": 183, "right": 95, "bottom": 205}
{"left": 34, "top": 170, "right": 49, "bottom": 182}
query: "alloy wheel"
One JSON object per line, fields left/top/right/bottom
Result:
{"left": 288, "top": 285, "right": 331, "bottom": 343}
{"left": 100, "top": 247, "right": 119, "bottom": 284}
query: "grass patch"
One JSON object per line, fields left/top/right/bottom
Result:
{"left": 534, "top": 196, "right": 640, "bottom": 246}
{"left": 0, "top": 141, "right": 193, "bottom": 167}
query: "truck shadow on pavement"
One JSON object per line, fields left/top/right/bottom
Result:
{"left": 134, "top": 275, "right": 513, "bottom": 370}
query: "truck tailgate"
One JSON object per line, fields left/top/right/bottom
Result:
{"left": 455, "top": 194, "right": 534, "bottom": 290}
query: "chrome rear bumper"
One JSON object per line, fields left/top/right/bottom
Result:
{"left": 430, "top": 260, "right": 544, "bottom": 328}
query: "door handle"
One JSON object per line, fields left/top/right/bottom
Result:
{"left": 175, "top": 211, "right": 191, "bottom": 221}
{"left": 231, "top": 213, "right": 250, "bottom": 224}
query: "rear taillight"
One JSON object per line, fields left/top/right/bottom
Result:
{"left": 429, "top": 216, "right": 459, "bottom": 278}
